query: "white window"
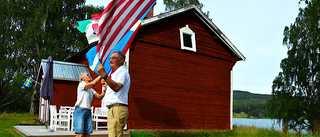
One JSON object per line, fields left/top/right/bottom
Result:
{"left": 179, "top": 25, "right": 196, "bottom": 52}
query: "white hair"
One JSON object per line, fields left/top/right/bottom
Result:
{"left": 79, "top": 72, "right": 87, "bottom": 83}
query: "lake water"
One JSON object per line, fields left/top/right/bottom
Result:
{"left": 233, "top": 118, "right": 282, "bottom": 130}
{"left": 233, "top": 118, "right": 308, "bottom": 134}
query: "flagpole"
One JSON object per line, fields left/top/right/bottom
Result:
{"left": 30, "top": 77, "right": 41, "bottom": 85}
{"left": 40, "top": 99, "right": 53, "bottom": 132}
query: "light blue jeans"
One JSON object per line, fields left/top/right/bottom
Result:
{"left": 73, "top": 107, "right": 92, "bottom": 134}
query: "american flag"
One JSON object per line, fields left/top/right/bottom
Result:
{"left": 93, "top": 0, "right": 156, "bottom": 65}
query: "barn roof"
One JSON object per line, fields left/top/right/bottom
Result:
{"left": 37, "top": 59, "right": 91, "bottom": 82}
{"left": 141, "top": 5, "right": 246, "bottom": 61}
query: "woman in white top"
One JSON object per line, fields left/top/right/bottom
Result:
{"left": 73, "top": 72, "right": 107, "bottom": 137}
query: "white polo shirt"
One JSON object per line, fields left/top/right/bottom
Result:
{"left": 74, "top": 81, "right": 96, "bottom": 109}
{"left": 104, "top": 66, "right": 131, "bottom": 106}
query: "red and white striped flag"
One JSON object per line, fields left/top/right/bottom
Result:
{"left": 92, "top": 0, "right": 156, "bottom": 65}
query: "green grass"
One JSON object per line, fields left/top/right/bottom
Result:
{"left": 130, "top": 126, "right": 300, "bottom": 137}
{"left": 131, "top": 130, "right": 235, "bottom": 137}
{"left": 0, "top": 112, "right": 38, "bottom": 137}
{"left": 233, "top": 113, "right": 248, "bottom": 118}
{"left": 0, "top": 112, "right": 314, "bottom": 137}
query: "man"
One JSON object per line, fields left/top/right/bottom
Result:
{"left": 73, "top": 72, "right": 107, "bottom": 137}
{"left": 97, "top": 51, "right": 130, "bottom": 137}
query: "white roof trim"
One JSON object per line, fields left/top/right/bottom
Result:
{"left": 141, "top": 5, "right": 246, "bottom": 61}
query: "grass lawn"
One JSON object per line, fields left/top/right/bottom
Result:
{"left": 0, "top": 112, "right": 314, "bottom": 137}
{"left": 130, "top": 126, "right": 299, "bottom": 137}
{"left": 233, "top": 113, "right": 248, "bottom": 118}
{"left": 0, "top": 112, "right": 38, "bottom": 137}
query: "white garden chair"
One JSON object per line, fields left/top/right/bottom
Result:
{"left": 49, "top": 105, "right": 71, "bottom": 131}
{"left": 92, "top": 107, "right": 108, "bottom": 130}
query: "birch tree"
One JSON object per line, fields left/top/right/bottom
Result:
{"left": 267, "top": 0, "right": 320, "bottom": 134}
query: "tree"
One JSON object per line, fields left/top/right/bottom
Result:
{"left": 0, "top": 0, "right": 103, "bottom": 114}
{"left": 163, "top": 0, "right": 210, "bottom": 18}
{"left": 267, "top": 0, "right": 320, "bottom": 134}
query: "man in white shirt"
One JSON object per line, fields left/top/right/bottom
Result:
{"left": 97, "top": 51, "right": 130, "bottom": 137}
{"left": 73, "top": 72, "right": 107, "bottom": 137}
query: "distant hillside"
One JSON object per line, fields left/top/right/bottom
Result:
{"left": 234, "top": 90, "right": 271, "bottom": 100}
{"left": 233, "top": 90, "right": 271, "bottom": 118}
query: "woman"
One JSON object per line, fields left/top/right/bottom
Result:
{"left": 73, "top": 72, "right": 107, "bottom": 137}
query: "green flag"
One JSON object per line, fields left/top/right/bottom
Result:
{"left": 77, "top": 19, "right": 92, "bottom": 33}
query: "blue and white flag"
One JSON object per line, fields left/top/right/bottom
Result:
{"left": 86, "top": 46, "right": 102, "bottom": 76}
{"left": 24, "top": 77, "right": 34, "bottom": 88}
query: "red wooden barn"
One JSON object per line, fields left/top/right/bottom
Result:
{"left": 39, "top": 5, "right": 245, "bottom": 130}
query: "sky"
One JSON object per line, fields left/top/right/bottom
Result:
{"left": 85, "top": 0, "right": 304, "bottom": 95}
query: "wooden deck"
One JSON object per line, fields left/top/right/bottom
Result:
{"left": 14, "top": 125, "right": 130, "bottom": 137}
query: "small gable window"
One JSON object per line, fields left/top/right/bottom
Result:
{"left": 179, "top": 25, "right": 196, "bottom": 52}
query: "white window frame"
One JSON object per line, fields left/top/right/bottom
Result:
{"left": 179, "top": 24, "right": 196, "bottom": 52}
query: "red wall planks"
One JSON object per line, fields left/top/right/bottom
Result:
{"left": 128, "top": 41, "right": 231, "bottom": 130}
{"left": 126, "top": 10, "right": 237, "bottom": 130}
